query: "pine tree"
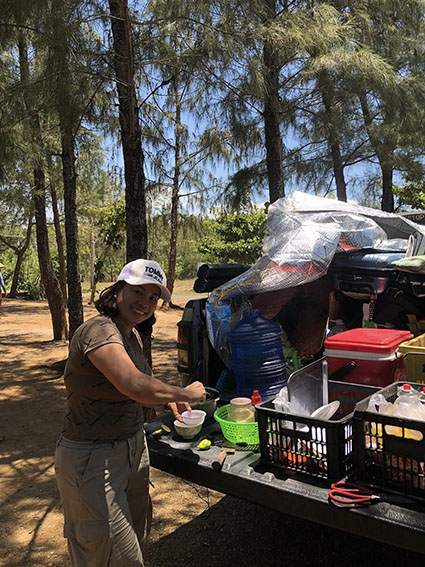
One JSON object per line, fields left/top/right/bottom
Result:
{"left": 347, "top": 0, "right": 425, "bottom": 210}
{"left": 108, "top": 0, "right": 148, "bottom": 262}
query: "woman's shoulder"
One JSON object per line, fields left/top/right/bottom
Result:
{"left": 74, "top": 314, "right": 121, "bottom": 342}
{"left": 71, "top": 314, "right": 124, "bottom": 354}
{"left": 76, "top": 313, "right": 111, "bottom": 331}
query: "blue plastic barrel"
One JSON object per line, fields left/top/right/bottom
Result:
{"left": 228, "top": 309, "right": 287, "bottom": 400}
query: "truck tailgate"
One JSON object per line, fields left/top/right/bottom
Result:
{"left": 145, "top": 414, "right": 425, "bottom": 554}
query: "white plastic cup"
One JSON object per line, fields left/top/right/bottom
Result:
{"left": 181, "top": 410, "right": 206, "bottom": 426}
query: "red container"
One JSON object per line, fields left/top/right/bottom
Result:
{"left": 324, "top": 328, "right": 413, "bottom": 387}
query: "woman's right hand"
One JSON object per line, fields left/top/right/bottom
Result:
{"left": 184, "top": 381, "right": 206, "bottom": 403}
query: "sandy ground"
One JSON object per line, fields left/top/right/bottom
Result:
{"left": 1, "top": 291, "right": 424, "bottom": 567}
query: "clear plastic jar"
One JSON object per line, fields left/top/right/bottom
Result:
{"left": 228, "top": 397, "right": 255, "bottom": 423}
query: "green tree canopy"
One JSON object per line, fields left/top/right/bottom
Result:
{"left": 198, "top": 207, "right": 267, "bottom": 264}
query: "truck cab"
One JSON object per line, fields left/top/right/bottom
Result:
{"left": 177, "top": 254, "right": 425, "bottom": 387}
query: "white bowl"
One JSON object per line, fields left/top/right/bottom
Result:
{"left": 310, "top": 400, "right": 341, "bottom": 420}
{"left": 173, "top": 420, "right": 202, "bottom": 439}
{"left": 181, "top": 410, "right": 206, "bottom": 426}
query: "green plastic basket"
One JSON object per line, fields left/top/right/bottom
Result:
{"left": 214, "top": 405, "right": 259, "bottom": 445}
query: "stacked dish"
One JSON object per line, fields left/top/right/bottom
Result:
{"left": 174, "top": 409, "right": 206, "bottom": 439}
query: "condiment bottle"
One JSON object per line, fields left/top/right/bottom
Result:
{"left": 228, "top": 397, "right": 255, "bottom": 423}
{"left": 251, "top": 390, "right": 262, "bottom": 405}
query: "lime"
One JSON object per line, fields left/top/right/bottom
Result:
{"left": 152, "top": 429, "right": 163, "bottom": 439}
{"left": 197, "top": 438, "right": 212, "bottom": 450}
{"left": 161, "top": 424, "right": 171, "bottom": 434}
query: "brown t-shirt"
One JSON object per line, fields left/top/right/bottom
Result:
{"left": 62, "top": 314, "right": 152, "bottom": 443}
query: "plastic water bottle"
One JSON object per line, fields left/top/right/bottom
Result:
{"left": 393, "top": 384, "right": 424, "bottom": 420}
{"left": 228, "top": 309, "right": 287, "bottom": 400}
{"left": 366, "top": 392, "right": 388, "bottom": 413}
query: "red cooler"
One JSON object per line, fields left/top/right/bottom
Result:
{"left": 324, "top": 328, "right": 413, "bottom": 387}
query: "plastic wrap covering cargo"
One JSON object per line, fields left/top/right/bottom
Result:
{"left": 206, "top": 192, "right": 425, "bottom": 368}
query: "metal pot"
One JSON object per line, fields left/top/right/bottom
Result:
{"left": 193, "top": 387, "right": 220, "bottom": 420}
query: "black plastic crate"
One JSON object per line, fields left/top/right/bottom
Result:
{"left": 256, "top": 381, "right": 377, "bottom": 481}
{"left": 354, "top": 382, "right": 425, "bottom": 498}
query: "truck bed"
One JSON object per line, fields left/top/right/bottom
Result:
{"left": 145, "top": 414, "right": 425, "bottom": 555}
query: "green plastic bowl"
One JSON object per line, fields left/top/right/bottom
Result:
{"left": 214, "top": 405, "right": 259, "bottom": 445}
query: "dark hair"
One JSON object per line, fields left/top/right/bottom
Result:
{"left": 95, "top": 281, "right": 125, "bottom": 316}
{"left": 135, "top": 315, "right": 156, "bottom": 337}
{"left": 95, "top": 281, "right": 156, "bottom": 336}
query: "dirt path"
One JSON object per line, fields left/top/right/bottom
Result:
{"left": 0, "top": 295, "right": 424, "bottom": 567}
{"left": 0, "top": 295, "right": 207, "bottom": 566}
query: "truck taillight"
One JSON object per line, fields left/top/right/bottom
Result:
{"left": 177, "top": 326, "right": 189, "bottom": 345}
{"left": 178, "top": 349, "right": 189, "bottom": 367}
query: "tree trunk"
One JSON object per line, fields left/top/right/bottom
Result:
{"left": 166, "top": 190, "right": 178, "bottom": 305}
{"left": 61, "top": 131, "right": 84, "bottom": 334}
{"left": 33, "top": 168, "right": 68, "bottom": 340}
{"left": 330, "top": 143, "right": 347, "bottom": 201}
{"left": 319, "top": 72, "right": 347, "bottom": 202}
{"left": 17, "top": 31, "right": 68, "bottom": 340}
{"left": 108, "top": 0, "right": 148, "bottom": 261}
{"left": 381, "top": 163, "right": 394, "bottom": 212}
{"left": 109, "top": 0, "right": 152, "bottom": 398}
{"left": 164, "top": 76, "right": 180, "bottom": 309}
{"left": 359, "top": 89, "right": 395, "bottom": 212}
{"left": 51, "top": 0, "right": 84, "bottom": 337}
{"left": 89, "top": 219, "right": 96, "bottom": 304}
{"left": 8, "top": 214, "right": 33, "bottom": 298}
{"left": 48, "top": 157, "right": 68, "bottom": 303}
{"left": 263, "top": 0, "right": 285, "bottom": 204}
{"left": 9, "top": 253, "right": 24, "bottom": 298}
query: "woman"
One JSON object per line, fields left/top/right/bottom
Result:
{"left": 55, "top": 258, "right": 206, "bottom": 567}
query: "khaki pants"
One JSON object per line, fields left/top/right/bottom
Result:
{"left": 55, "top": 429, "right": 151, "bottom": 567}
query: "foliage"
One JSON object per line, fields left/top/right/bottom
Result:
{"left": 174, "top": 235, "right": 205, "bottom": 279}
{"left": 97, "top": 202, "right": 126, "bottom": 250}
{"left": 17, "top": 272, "right": 44, "bottom": 299}
{"left": 2, "top": 0, "right": 425, "bottom": 310}
{"left": 394, "top": 177, "right": 425, "bottom": 211}
{"left": 198, "top": 207, "right": 267, "bottom": 264}
{"left": 148, "top": 212, "right": 206, "bottom": 279}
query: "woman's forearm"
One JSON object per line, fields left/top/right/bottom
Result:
{"left": 124, "top": 372, "right": 197, "bottom": 406}
{"left": 87, "top": 342, "right": 205, "bottom": 406}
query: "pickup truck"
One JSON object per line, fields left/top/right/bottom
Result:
{"left": 147, "top": 264, "right": 425, "bottom": 555}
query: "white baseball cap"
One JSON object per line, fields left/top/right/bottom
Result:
{"left": 117, "top": 259, "right": 171, "bottom": 302}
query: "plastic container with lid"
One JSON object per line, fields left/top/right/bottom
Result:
{"left": 398, "top": 333, "right": 425, "bottom": 384}
{"left": 228, "top": 397, "right": 255, "bottom": 423}
{"left": 324, "top": 328, "right": 413, "bottom": 387}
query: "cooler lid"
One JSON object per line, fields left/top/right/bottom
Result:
{"left": 324, "top": 328, "right": 413, "bottom": 353}
{"left": 330, "top": 249, "right": 405, "bottom": 271}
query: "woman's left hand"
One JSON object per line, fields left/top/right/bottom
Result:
{"left": 166, "top": 401, "right": 191, "bottom": 423}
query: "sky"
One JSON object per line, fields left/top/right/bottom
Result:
{"left": 104, "top": 122, "right": 406, "bottom": 216}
